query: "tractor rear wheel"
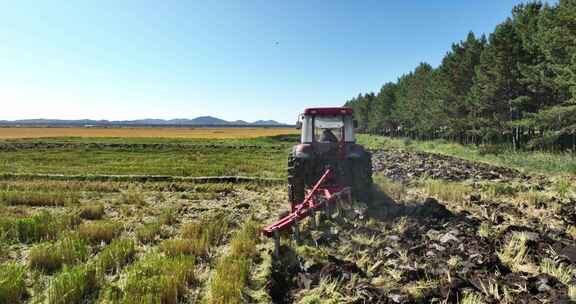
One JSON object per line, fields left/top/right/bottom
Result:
{"left": 351, "top": 154, "right": 373, "bottom": 202}
{"left": 288, "top": 155, "right": 306, "bottom": 210}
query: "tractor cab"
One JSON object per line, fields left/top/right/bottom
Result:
{"left": 297, "top": 107, "right": 356, "bottom": 145}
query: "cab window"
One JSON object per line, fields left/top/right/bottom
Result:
{"left": 314, "top": 115, "right": 343, "bottom": 143}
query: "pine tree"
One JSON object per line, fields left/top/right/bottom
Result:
{"left": 345, "top": 0, "right": 576, "bottom": 152}
{"left": 437, "top": 32, "right": 485, "bottom": 142}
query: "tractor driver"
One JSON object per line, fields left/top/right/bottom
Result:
{"left": 320, "top": 129, "right": 339, "bottom": 143}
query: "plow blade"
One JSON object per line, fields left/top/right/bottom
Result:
{"left": 262, "top": 168, "right": 352, "bottom": 255}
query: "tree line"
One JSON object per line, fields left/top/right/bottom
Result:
{"left": 346, "top": 1, "right": 576, "bottom": 152}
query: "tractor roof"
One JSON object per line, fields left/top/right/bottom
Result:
{"left": 303, "top": 107, "right": 353, "bottom": 115}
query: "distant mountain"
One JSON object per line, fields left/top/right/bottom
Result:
{"left": 3, "top": 119, "right": 113, "bottom": 125}
{"left": 184, "top": 116, "right": 230, "bottom": 125}
{"left": 253, "top": 120, "right": 282, "bottom": 125}
{"left": 0, "top": 116, "right": 288, "bottom": 127}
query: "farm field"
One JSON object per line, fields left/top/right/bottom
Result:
{"left": 0, "top": 130, "right": 575, "bottom": 303}
{"left": 0, "top": 127, "right": 298, "bottom": 140}
{"left": 0, "top": 131, "right": 297, "bottom": 178}
{"left": 0, "top": 142, "right": 288, "bottom": 178}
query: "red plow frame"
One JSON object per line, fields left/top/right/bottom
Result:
{"left": 262, "top": 168, "right": 351, "bottom": 255}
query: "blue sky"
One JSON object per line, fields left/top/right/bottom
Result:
{"left": 0, "top": 1, "right": 547, "bottom": 123}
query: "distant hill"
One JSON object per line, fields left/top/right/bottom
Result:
{"left": 0, "top": 116, "right": 288, "bottom": 127}
{"left": 253, "top": 120, "right": 283, "bottom": 125}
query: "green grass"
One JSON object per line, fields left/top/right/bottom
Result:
{"left": 79, "top": 204, "right": 105, "bottom": 220}
{"left": 0, "top": 180, "right": 122, "bottom": 193}
{"left": 481, "top": 182, "right": 520, "bottom": 199}
{"left": 0, "top": 190, "right": 79, "bottom": 206}
{"left": 160, "top": 215, "right": 230, "bottom": 258}
{"left": 553, "top": 178, "right": 574, "bottom": 198}
{"left": 0, "top": 137, "right": 292, "bottom": 178}
{"left": 516, "top": 190, "right": 548, "bottom": 207}
{"left": 119, "top": 186, "right": 147, "bottom": 205}
{"left": 78, "top": 221, "right": 122, "bottom": 244}
{"left": 46, "top": 264, "right": 99, "bottom": 304}
{"left": 29, "top": 235, "right": 89, "bottom": 273}
{"left": 568, "top": 226, "right": 576, "bottom": 240}
{"left": 122, "top": 254, "right": 195, "bottom": 304}
{"left": 210, "top": 256, "right": 251, "bottom": 304}
{"left": 135, "top": 221, "right": 162, "bottom": 244}
{"left": 160, "top": 239, "right": 199, "bottom": 257}
{"left": 477, "top": 221, "right": 494, "bottom": 239}
{"left": 405, "top": 278, "right": 439, "bottom": 300}
{"left": 0, "top": 262, "right": 27, "bottom": 303}
{"left": 296, "top": 278, "right": 346, "bottom": 304}
{"left": 0, "top": 211, "right": 79, "bottom": 243}
{"left": 498, "top": 231, "right": 538, "bottom": 274}
{"left": 159, "top": 208, "right": 177, "bottom": 225}
{"left": 178, "top": 215, "right": 229, "bottom": 257}
{"left": 357, "top": 134, "right": 576, "bottom": 176}
{"left": 44, "top": 239, "right": 134, "bottom": 304}
{"left": 44, "top": 236, "right": 170, "bottom": 304}
{"left": 460, "top": 291, "right": 485, "bottom": 304}
{"left": 373, "top": 174, "right": 405, "bottom": 201}
{"left": 421, "top": 179, "right": 472, "bottom": 204}
{"left": 540, "top": 257, "right": 576, "bottom": 285}
{"left": 209, "top": 220, "right": 259, "bottom": 304}
{"left": 180, "top": 216, "right": 229, "bottom": 241}
{"left": 94, "top": 238, "right": 135, "bottom": 275}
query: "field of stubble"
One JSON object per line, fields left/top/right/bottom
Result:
{"left": 0, "top": 129, "right": 574, "bottom": 303}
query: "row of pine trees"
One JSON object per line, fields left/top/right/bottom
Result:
{"left": 345, "top": 1, "right": 576, "bottom": 151}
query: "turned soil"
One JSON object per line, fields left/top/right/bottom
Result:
{"left": 371, "top": 148, "right": 528, "bottom": 182}
{"left": 268, "top": 148, "right": 575, "bottom": 303}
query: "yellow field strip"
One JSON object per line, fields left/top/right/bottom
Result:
{"left": 0, "top": 127, "right": 298, "bottom": 139}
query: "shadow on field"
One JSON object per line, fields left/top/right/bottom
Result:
{"left": 366, "top": 186, "right": 456, "bottom": 224}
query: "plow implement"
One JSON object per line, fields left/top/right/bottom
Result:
{"left": 262, "top": 168, "right": 352, "bottom": 256}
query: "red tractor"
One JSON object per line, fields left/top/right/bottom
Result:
{"left": 262, "top": 107, "right": 372, "bottom": 248}
{"left": 288, "top": 107, "right": 373, "bottom": 208}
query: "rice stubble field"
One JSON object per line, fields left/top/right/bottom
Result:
{"left": 0, "top": 128, "right": 574, "bottom": 303}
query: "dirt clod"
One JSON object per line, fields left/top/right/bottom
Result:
{"left": 372, "top": 149, "right": 527, "bottom": 182}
